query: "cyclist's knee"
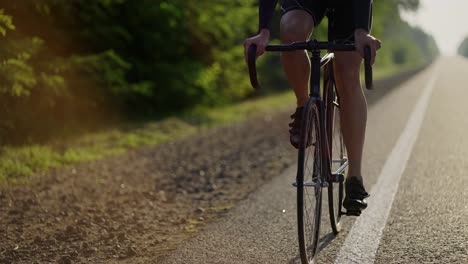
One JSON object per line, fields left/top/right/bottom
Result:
{"left": 334, "top": 52, "right": 361, "bottom": 82}
{"left": 280, "top": 10, "right": 314, "bottom": 43}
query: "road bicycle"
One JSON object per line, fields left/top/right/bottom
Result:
{"left": 247, "top": 40, "right": 372, "bottom": 263}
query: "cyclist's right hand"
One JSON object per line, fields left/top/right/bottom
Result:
{"left": 243, "top": 29, "right": 270, "bottom": 64}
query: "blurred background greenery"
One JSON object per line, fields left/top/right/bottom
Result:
{"left": 457, "top": 37, "right": 468, "bottom": 57}
{"left": 0, "top": 0, "right": 438, "bottom": 145}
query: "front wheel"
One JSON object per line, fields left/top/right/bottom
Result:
{"left": 297, "top": 99, "right": 325, "bottom": 264}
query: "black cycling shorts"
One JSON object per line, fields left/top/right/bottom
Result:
{"left": 281, "top": 0, "right": 370, "bottom": 41}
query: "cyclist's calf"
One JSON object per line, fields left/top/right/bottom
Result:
{"left": 333, "top": 52, "right": 367, "bottom": 179}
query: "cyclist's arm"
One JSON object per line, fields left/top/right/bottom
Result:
{"left": 244, "top": 0, "right": 277, "bottom": 59}
{"left": 353, "top": 0, "right": 380, "bottom": 64}
{"left": 353, "top": 0, "right": 373, "bottom": 32}
{"left": 259, "top": 0, "right": 278, "bottom": 32}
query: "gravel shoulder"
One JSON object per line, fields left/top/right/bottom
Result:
{"left": 0, "top": 110, "right": 294, "bottom": 263}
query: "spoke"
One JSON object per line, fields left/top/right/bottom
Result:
{"left": 305, "top": 189, "right": 315, "bottom": 218}
{"left": 300, "top": 106, "right": 324, "bottom": 260}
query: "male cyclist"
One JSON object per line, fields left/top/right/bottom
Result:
{"left": 244, "top": 0, "right": 381, "bottom": 214}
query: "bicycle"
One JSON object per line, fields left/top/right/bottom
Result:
{"left": 247, "top": 40, "right": 373, "bottom": 263}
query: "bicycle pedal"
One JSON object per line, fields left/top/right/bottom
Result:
{"left": 291, "top": 182, "right": 327, "bottom": 187}
{"left": 330, "top": 173, "right": 345, "bottom": 183}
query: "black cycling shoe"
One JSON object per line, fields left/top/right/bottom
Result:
{"left": 289, "top": 107, "right": 304, "bottom": 149}
{"left": 343, "top": 176, "right": 370, "bottom": 216}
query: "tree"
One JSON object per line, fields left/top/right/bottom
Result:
{"left": 457, "top": 37, "right": 468, "bottom": 57}
{"left": 0, "top": 0, "right": 439, "bottom": 144}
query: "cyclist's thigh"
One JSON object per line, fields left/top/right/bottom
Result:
{"left": 280, "top": 0, "right": 326, "bottom": 41}
{"left": 329, "top": 1, "right": 354, "bottom": 41}
{"left": 331, "top": 1, "right": 363, "bottom": 80}
{"left": 329, "top": 1, "right": 372, "bottom": 41}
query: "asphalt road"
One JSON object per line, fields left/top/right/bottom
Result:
{"left": 161, "top": 57, "right": 468, "bottom": 264}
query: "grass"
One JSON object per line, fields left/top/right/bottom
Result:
{"left": 0, "top": 63, "right": 424, "bottom": 184}
{"left": 185, "top": 219, "right": 204, "bottom": 233}
{"left": 0, "top": 93, "right": 295, "bottom": 184}
{"left": 373, "top": 63, "right": 424, "bottom": 80}
{"left": 204, "top": 205, "right": 234, "bottom": 212}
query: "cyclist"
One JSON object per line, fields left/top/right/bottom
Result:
{"left": 244, "top": 0, "right": 381, "bottom": 214}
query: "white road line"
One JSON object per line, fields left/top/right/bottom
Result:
{"left": 334, "top": 71, "right": 439, "bottom": 264}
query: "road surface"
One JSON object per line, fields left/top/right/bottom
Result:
{"left": 162, "top": 57, "right": 468, "bottom": 264}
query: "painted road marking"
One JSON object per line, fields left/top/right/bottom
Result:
{"left": 334, "top": 71, "right": 438, "bottom": 264}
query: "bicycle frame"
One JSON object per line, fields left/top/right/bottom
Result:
{"left": 311, "top": 49, "right": 337, "bottom": 179}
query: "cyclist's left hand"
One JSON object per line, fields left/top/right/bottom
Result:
{"left": 354, "top": 29, "right": 381, "bottom": 65}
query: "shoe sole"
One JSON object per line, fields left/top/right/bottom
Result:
{"left": 343, "top": 198, "right": 368, "bottom": 216}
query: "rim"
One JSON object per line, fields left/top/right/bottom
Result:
{"left": 331, "top": 99, "right": 345, "bottom": 228}
{"left": 299, "top": 104, "right": 322, "bottom": 263}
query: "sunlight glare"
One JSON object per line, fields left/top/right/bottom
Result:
{"left": 401, "top": 0, "right": 468, "bottom": 55}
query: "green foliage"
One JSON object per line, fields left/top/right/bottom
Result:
{"left": 0, "top": 9, "right": 15, "bottom": 36}
{"left": 68, "top": 50, "right": 131, "bottom": 95}
{"left": 0, "top": 56, "right": 36, "bottom": 96}
{"left": 457, "top": 37, "right": 468, "bottom": 57}
{"left": 398, "top": 0, "right": 420, "bottom": 11}
{"left": 371, "top": 1, "right": 438, "bottom": 69}
{"left": 0, "top": 0, "right": 438, "bottom": 145}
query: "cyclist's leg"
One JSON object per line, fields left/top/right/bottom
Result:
{"left": 331, "top": 1, "right": 370, "bottom": 181}
{"left": 279, "top": 1, "right": 326, "bottom": 107}
{"left": 333, "top": 52, "right": 367, "bottom": 179}
{"left": 331, "top": 3, "right": 370, "bottom": 214}
{"left": 280, "top": 10, "right": 314, "bottom": 107}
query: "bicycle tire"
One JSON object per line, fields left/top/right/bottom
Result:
{"left": 324, "top": 66, "right": 346, "bottom": 235}
{"left": 297, "top": 98, "right": 325, "bottom": 264}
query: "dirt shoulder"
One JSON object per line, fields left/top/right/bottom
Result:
{"left": 0, "top": 110, "right": 295, "bottom": 263}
